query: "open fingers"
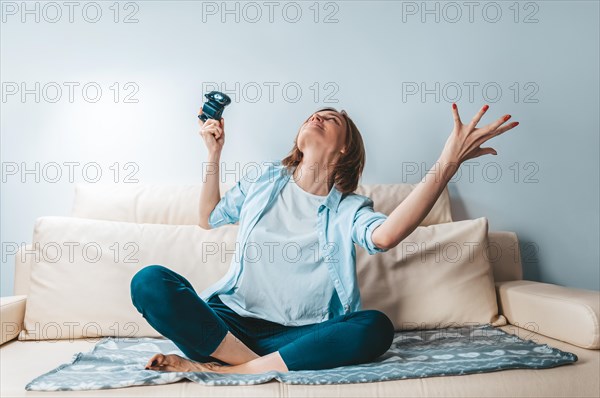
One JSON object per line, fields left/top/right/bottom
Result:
{"left": 451, "top": 103, "right": 462, "bottom": 126}
{"left": 483, "top": 112, "right": 514, "bottom": 135}
{"left": 472, "top": 119, "right": 520, "bottom": 151}
{"left": 488, "top": 119, "right": 519, "bottom": 139}
{"left": 468, "top": 104, "right": 490, "bottom": 129}
{"left": 476, "top": 116, "right": 518, "bottom": 144}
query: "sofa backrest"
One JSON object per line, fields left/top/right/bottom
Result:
{"left": 70, "top": 182, "right": 454, "bottom": 226}
{"left": 12, "top": 231, "right": 522, "bottom": 297}
{"left": 13, "top": 183, "right": 523, "bottom": 296}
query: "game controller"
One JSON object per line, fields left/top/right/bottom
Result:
{"left": 198, "top": 91, "right": 231, "bottom": 122}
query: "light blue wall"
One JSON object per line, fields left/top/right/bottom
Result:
{"left": 1, "top": 1, "right": 598, "bottom": 295}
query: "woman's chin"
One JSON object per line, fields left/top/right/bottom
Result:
{"left": 302, "top": 127, "right": 324, "bottom": 136}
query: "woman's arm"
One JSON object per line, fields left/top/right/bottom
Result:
{"left": 372, "top": 103, "right": 520, "bottom": 250}
{"left": 198, "top": 153, "right": 222, "bottom": 229}
{"left": 198, "top": 113, "right": 226, "bottom": 229}
{"left": 371, "top": 156, "right": 458, "bottom": 249}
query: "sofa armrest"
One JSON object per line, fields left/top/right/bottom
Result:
{"left": 1, "top": 295, "right": 27, "bottom": 346}
{"left": 496, "top": 280, "right": 599, "bottom": 349}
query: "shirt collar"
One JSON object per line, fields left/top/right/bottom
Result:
{"left": 320, "top": 180, "right": 343, "bottom": 213}
{"left": 279, "top": 163, "right": 343, "bottom": 213}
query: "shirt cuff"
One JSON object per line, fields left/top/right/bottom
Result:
{"left": 365, "top": 218, "right": 388, "bottom": 255}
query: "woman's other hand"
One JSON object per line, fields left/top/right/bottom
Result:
{"left": 198, "top": 106, "right": 225, "bottom": 155}
{"left": 440, "top": 103, "right": 520, "bottom": 166}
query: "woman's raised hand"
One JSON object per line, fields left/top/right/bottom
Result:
{"left": 198, "top": 106, "right": 225, "bottom": 155}
{"left": 440, "top": 103, "right": 520, "bottom": 166}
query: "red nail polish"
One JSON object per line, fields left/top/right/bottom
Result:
{"left": 504, "top": 115, "right": 511, "bottom": 121}
{"left": 513, "top": 122, "right": 519, "bottom": 126}
{"left": 452, "top": 103, "right": 457, "bottom": 109}
{"left": 483, "top": 105, "right": 489, "bottom": 111}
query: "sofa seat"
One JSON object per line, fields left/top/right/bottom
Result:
{"left": 2, "top": 324, "right": 598, "bottom": 398}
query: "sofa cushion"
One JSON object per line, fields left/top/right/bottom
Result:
{"left": 71, "top": 182, "right": 452, "bottom": 226}
{"left": 486, "top": 231, "right": 523, "bottom": 282}
{"left": 19, "top": 216, "right": 238, "bottom": 340}
{"left": 355, "top": 183, "right": 452, "bottom": 225}
{"left": 21, "top": 215, "right": 502, "bottom": 341}
{"left": 358, "top": 217, "right": 507, "bottom": 330}
{"left": 71, "top": 183, "right": 232, "bottom": 225}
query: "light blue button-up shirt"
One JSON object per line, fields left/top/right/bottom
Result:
{"left": 218, "top": 177, "right": 337, "bottom": 326}
{"left": 199, "top": 159, "right": 390, "bottom": 317}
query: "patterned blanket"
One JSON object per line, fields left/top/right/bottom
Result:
{"left": 25, "top": 324, "right": 578, "bottom": 391}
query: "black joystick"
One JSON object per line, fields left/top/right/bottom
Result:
{"left": 198, "top": 91, "right": 231, "bottom": 122}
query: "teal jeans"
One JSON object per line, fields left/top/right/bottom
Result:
{"left": 130, "top": 265, "right": 395, "bottom": 371}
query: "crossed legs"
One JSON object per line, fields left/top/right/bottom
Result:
{"left": 130, "top": 265, "right": 394, "bottom": 373}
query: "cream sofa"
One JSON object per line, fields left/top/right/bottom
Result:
{"left": 1, "top": 181, "right": 599, "bottom": 397}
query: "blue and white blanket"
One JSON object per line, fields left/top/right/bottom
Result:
{"left": 25, "top": 324, "right": 578, "bottom": 391}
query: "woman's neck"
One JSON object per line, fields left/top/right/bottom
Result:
{"left": 292, "top": 158, "right": 335, "bottom": 196}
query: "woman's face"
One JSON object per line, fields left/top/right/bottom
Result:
{"left": 297, "top": 110, "right": 347, "bottom": 156}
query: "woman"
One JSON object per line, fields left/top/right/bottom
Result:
{"left": 130, "top": 103, "right": 519, "bottom": 374}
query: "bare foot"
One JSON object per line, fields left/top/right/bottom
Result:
{"left": 144, "top": 353, "right": 228, "bottom": 373}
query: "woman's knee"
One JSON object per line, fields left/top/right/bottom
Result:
{"left": 360, "top": 310, "right": 395, "bottom": 357}
{"left": 130, "top": 264, "right": 174, "bottom": 309}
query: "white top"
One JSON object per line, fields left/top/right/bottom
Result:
{"left": 218, "top": 176, "right": 337, "bottom": 326}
